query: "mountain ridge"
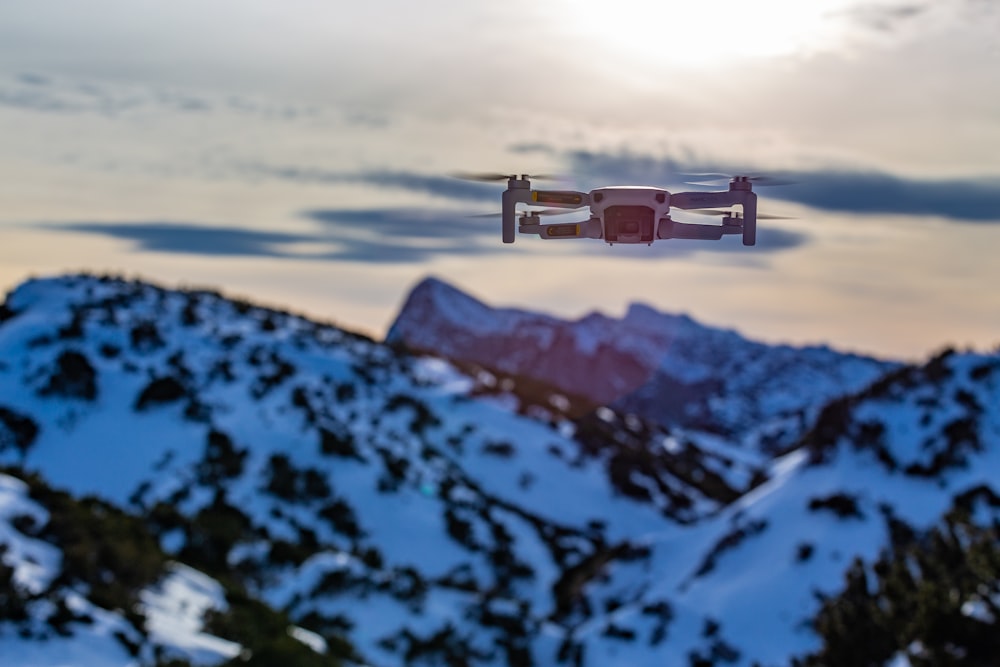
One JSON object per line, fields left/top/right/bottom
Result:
{"left": 1, "top": 273, "right": 999, "bottom": 667}
{"left": 387, "top": 276, "right": 898, "bottom": 450}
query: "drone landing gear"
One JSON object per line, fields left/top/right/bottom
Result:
{"left": 742, "top": 217, "right": 756, "bottom": 246}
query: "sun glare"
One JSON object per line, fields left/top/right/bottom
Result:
{"left": 555, "top": 0, "right": 858, "bottom": 69}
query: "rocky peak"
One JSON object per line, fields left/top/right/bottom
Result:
{"left": 386, "top": 277, "right": 897, "bottom": 444}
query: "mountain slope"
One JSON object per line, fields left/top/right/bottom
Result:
{"left": 386, "top": 277, "right": 896, "bottom": 450}
{"left": 0, "top": 468, "right": 334, "bottom": 667}
{"left": 0, "top": 274, "right": 756, "bottom": 666}
{"left": 0, "top": 274, "right": 999, "bottom": 667}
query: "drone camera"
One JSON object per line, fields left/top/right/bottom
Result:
{"left": 604, "top": 205, "right": 655, "bottom": 243}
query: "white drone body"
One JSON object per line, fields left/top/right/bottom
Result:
{"left": 500, "top": 175, "right": 758, "bottom": 247}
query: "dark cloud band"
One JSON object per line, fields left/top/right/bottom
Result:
{"left": 262, "top": 152, "right": 1000, "bottom": 223}
{"left": 36, "top": 207, "right": 805, "bottom": 266}
{"left": 249, "top": 166, "right": 500, "bottom": 203}
{"left": 40, "top": 222, "right": 313, "bottom": 258}
{"left": 561, "top": 150, "right": 1000, "bottom": 223}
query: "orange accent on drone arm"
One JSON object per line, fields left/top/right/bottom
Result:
{"left": 532, "top": 191, "right": 585, "bottom": 206}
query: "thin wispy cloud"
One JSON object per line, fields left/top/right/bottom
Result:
{"left": 307, "top": 208, "right": 519, "bottom": 263}
{"left": 0, "top": 73, "right": 322, "bottom": 121}
{"left": 40, "top": 222, "right": 315, "bottom": 258}
{"left": 319, "top": 237, "right": 500, "bottom": 264}
{"left": 843, "top": 3, "right": 927, "bottom": 32}
{"left": 304, "top": 208, "right": 496, "bottom": 239}
{"left": 252, "top": 166, "right": 502, "bottom": 202}
{"left": 35, "top": 215, "right": 499, "bottom": 265}
{"left": 841, "top": 0, "right": 998, "bottom": 34}
{"left": 0, "top": 76, "right": 194, "bottom": 116}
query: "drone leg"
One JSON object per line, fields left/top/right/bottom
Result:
{"left": 501, "top": 178, "right": 534, "bottom": 244}
{"left": 742, "top": 192, "right": 757, "bottom": 246}
{"left": 502, "top": 189, "right": 517, "bottom": 244}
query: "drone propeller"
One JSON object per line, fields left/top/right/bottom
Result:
{"left": 471, "top": 208, "right": 581, "bottom": 218}
{"left": 688, "top": 209, "right": 794, "bottom": 220}
{"left": 682, "top": 173, "right": 797, "bottom": 187}
{"left": 452, "top": 171, "right": 561, "bottom": 183}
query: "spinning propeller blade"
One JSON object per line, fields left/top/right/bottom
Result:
{"left": 452, "top": 171, "right": 560, "bottom": 183}
{"left": 682, "top": 173, "right": 797, "bottom": 187}
{"left": 471, "top": 208, "right": 581, "bottom": 218}
{"left": 688, "top": 209, "right": 794, "bottom": 220}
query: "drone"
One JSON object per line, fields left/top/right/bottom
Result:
{"left": 463, "top": 173, "right": 777, "bottom": 247}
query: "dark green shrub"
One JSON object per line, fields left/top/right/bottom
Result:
{"left": 38, "top": 350, "right": 97, "bottom": 401}
{"left": 0, "top": 406, "right": 40, "bottom": 457}
{"left": 135, "top": 376, "right": 188, "bottom": 411}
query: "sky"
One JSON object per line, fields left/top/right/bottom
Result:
{"left": 1, "top": 0, "right": 999, "bottom": 360}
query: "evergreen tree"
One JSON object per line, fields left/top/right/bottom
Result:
{"left": 802, "top": 505, "right": 1000, "bottom": 666}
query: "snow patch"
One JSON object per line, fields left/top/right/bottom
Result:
{"left": 289, "top": 626, "right": 328, "bottom": 654}
{"left": 139, "top": 562, "right": 243, "bottom": 665}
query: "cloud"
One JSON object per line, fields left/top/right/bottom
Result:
{"left": 0, "top": 74, "right": 328, "bottom": 121}
{"left": 0, "top": 75, "right": 200, "bottom": 116}
{"left": 280, "top": 152, "right": 1000, "bottom": 224}
{"left": 560, "top": 150, "right": 1000, "bottom": 223}
{"left": 763, "top": 171, "right": 1000, "bottom": 222}
{"left": 0, "top": 81, "right": 82, "bottom": 113}
{"left": 577, "top": 226, "right": 808, "bottom": 260}
{"left": 17, "top": 72, "right": 50, "bottom": 86}
{"left": 252, "top": 166, "right": 502, "bottom": 202}
{"left": 31, "top": 205, "right": 805, "bottom": 267}
{"left": 317, "top": 236, "right": 500, "bottom": 264}
{"left": 305, "top": 207, "right": 808, "bottom": 262}
{"left": 843, "top": 3, "right": 927, "bottom": 32}
{"left": 41, "top": 222, "right": 316, "bottom": 258}
{"left": 838, "top": 0, "right": 997, "bottom": 35}
{"left": 509, "top": 142, "right": 557, "bottom": 155}
{"left": 564, "top": 150, "right": 699, "bottom": 189}
{"left": 304, "top": 208, "right": 496, "bottom": 239}
{"left": 36, "top": 214, "right": 500, "bottom": 265}
{"left": 303, "top": 208, "right": 500, "bottom": 263}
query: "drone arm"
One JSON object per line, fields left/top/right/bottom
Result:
{"left": 671, "top": 188, "right": 758, "bottom": 246}
{"left": 502, "top": 182, "right": 589, "bottom": 244}
{"left": 519, "top": 218, "right": 602, "bottom": 240}
{"left": 530, "top": 190, "right": 590, "bottom": 208}
{"left": 670, "top": 190, "right": 751, "bottom": 210}
{"left": 658, "top": 220, "right": 730, "bottom": 241}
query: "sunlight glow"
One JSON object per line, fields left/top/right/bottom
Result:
{"left": 554, "top": 0, "right": 861, "bottom": 68}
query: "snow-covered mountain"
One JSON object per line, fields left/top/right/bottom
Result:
{"left": 387, "top": 277, "right": 896, "bottom": 450}
{"left": 1, "top": 273, "right": 999, "bottom": 667}
{"left": 0, "top": 469, "right": 327, "bottom": 666}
